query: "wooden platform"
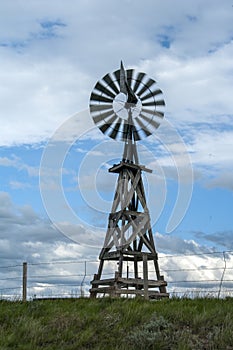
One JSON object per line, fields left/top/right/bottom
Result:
{"left": 90, "top": 272, "right": 169, "bottom": 299}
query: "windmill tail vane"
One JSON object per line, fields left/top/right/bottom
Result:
{"left": 89, "top": 61, "right": 168, "bottom": 299}
{"left": 120, "top": 61, "right": 138, "bottom": 105}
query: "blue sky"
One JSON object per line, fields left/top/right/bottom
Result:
{"left": 0, "top": 0, "right": 233, "bottom": 297}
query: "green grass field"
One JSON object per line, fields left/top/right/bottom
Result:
{"left": 0, "top": 297, "right": 233, "bottom": 349}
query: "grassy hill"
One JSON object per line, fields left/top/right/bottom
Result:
{"left": 0, "top": 297, "right": 233, "bottom": 349}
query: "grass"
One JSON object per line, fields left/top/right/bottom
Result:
{"left": 0, "top": 297, "right": 233, "bottom": 349}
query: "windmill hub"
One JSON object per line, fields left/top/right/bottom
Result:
{"left": 113, "top": 92, "right": 142, "bottom": 121}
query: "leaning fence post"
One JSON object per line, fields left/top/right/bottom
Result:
{"left": 22, "top": 262, "right": 27, "bottom": 302}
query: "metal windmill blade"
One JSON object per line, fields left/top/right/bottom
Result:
{"left": 89, "top": 62, "right": 165, "bottom": 142}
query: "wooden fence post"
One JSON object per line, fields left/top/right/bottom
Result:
{"left": 22, "top": 262, "right": 27, "bottom": 302}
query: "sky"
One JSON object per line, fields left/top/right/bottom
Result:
{"left": 0, "top": 0, "right": 233, "bottom": 298}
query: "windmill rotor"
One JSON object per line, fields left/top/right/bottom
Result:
{"left": 89, "top": 62, "right": 165, "bottom": 141}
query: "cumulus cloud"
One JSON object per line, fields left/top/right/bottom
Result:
{"left": 155, "top": 232, "right": 213, "bottom": 255}
{"left": 0, "top": 0, "right": 232, "bottom": 193}
{"left": 155, "top": 232, "right": 233, "bottom": 295}
{"left": 0, "top": 191, "right": 100, "bottom": 297}
{"left": 0, "top": 155, "right": 38, "bottom": 176}
{"left": 0, "top": 0, "right": 232, "bottom": 146}
{"left": 0, "top": 192, "right": 99, "bottom": 259}
{"left": 195, "top": 230, "right": 233, "bottom": 250}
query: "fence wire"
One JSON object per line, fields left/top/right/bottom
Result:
{"left": 0, "top": 250, "right": 232, "bottom": 300}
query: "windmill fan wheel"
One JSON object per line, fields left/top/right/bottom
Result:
{"left": 89, "top": 66, "right": 165, "bottom": 141}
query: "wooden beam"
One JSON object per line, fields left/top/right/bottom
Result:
{"left": 143, "top": 255, "right": 149, "bottom": 300}
{"left": 91, "top": 277, "right": 167, "bottom": 288}
{"left": 118, "top": 277, "right": 167, "bottom": 287}
{"left": 22, "top": 262, "right": 27, "bottom": 302}
{"left": 109, "top": 161, "right": 152, "bottom": 174}
{"left": 89, "top": 286, "right": 169, "bottom": 298}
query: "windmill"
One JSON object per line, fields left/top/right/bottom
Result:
{"left": 89, "top": 61, "right": 168, "bottom": 299}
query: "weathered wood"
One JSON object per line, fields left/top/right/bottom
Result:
{"left": 118, "top": 253, "right": 123, "bottom": 277}
{"left": 143, "top": 255, "right": 149, "bottom": 300}
{"left": 22, "top": 262, "right": 27, "bottom": 302}
{"left": 148, "top": 227, "right": 156, "bottom": 252}
{"left": 109, "top": 161, "right": 152, "bottom": 174}
{"left": 102, "top": 250, "right": 158, "bottom": 260}
{"left": 138, "top": 232, "right": 155, "bottom": 253}
{"left": 110, "top": 210, "right": 143, "bottom": 220}
{"left": 90, "top": 273, "right": 98, "bottom": 298}
{"left": 91, "top": 275, "right": 166, "bottom": 292}
{"left": 97, "top": 260, "right": 104, "bottom": 278}
{"left": 118, "top": 277, "right": 167, "bottom": 287}
{"left": 91, "top": 277, "right": 167, "bottom": 288}
{"left": 102, "top": 251, "right": 120, "bottom": 260}
{"left": 134, "top": 257, "right": 138, "bottom": 281}
{"left": 89, "top": 286, "right": 169, "bottom": 298}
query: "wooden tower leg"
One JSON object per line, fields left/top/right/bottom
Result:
{"left": 143, "top": 255, "right": 149, "bottom": 300}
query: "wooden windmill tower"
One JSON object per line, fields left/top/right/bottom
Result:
{"left": 89, "top": 62, "right": 168, "bottom": 299}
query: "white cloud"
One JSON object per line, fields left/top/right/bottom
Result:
{"left": 187, "top": 129, "right": 233, "bottom": 190}
{"left": 0, "top": 190, "right": 100, "bottom": 297}
{"left": 206, "top": 173, "right": 233, "bottom": 191}
{"left": 0, "top": 0, "right": 232, "bottom": 147}
{"left": 138, "top": 42, "right": 233, "bottom": 125}
{"left": 0, "top": 155, "right": 38, "bottom": 176}
{"left": 1, "top": 1, "right": 233, "bottom": 196}
{"left": 191, "top": 130, "right": 233, "bottom": 168}
{"left": 0, "top": 191, "right": 99, "bottom": 295}
{"left": 155, "top": 232, "right": 212, "bottom": 255}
